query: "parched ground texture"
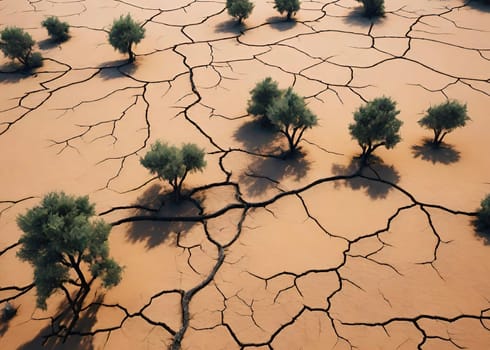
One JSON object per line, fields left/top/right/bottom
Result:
{"left": 1, "top": 0, "right": 489, "bottom": 349}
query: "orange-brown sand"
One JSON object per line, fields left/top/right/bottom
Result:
{"left": 1, "top": 0, "right": 489, "bottom": 349}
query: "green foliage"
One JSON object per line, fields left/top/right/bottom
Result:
{"left": 267, "top": 87, "right": 317, "bottom": 155}
{"left": 274, "top": 0, "right": 301, "bottom": 20}
{"left": 0, "top": 26, "right": 42, "bottom": 68}
{"left": 140, "top": 141, "right": 207, "bottom": 199}
{"left": 476, "top": 194, "right": 490, "bottom": 230}
{"left": 247, "top": 77, "right": 282, "bottom": 120}
{"left": 227, "top": 0, "right": 254, "bottom": 23}
{"left": 418, "top": 100, "right": 470, "bottom": 146}
{"left": 17, "top": 192, "right": 122, "bottom": 310}
{"left": 42, "top": 16, "right": 70, "bottom": 42}
{"left": 349, "top": 96, "right": 402, "bottom": 159}
{"left": 356, "top": 0, "right": 385, "bottom": 17}
{"left": 108, "top": 14, "right": 145, "bottom": 62}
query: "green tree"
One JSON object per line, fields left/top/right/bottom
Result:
{"left": 0, "top": 26, "right": 42, "bottom": 68}
{"left": 227, "top": 0, "right": 254, "bottom": 23}
{"left": 108, "top": 14, "right": 145, "bottom": 62}
{"left": 17, "top": 192, "right": 122, "bottom": 338}
{"left": 42, "top": 16, "right": 70, "bottom": 42}
{"left": 274, "top": 0, "right": 300, "bottom": 20}
{"left": 476, "top": 194, "right": 490, "bottom": 230}
{"left": 247, "top": 77, "right": 282, "bottom": 121}
{"left": 267, "top": 87, "right": 317, "bottom": 155}
{"left": 140, "top": 141, "right": 207, "bottom": 200}
{"left": 418, "top": 100, "right": 470, "bottom": 146}
{"left": 349, "top": 96, "right": 402, "bottom": 159}
{"left": 356, "top": 0, "right": 385, "bottom": 17}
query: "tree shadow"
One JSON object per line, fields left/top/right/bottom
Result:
{"left": 331, "top": 156, "right": 400, "bottom": 199}
{"left": 466, "top": 0, "right": 490, "bottom": 13}
{"left": 239, "top": 151, "right": 311, "bottom": 197}
{"left": 98, "top": 59, "right": 136, "bottom": 80}
{"left": 266, "top": 16, "right": 298, "bottom": 31}
{"left": 343, "top": 7, "right": 384, "bottom": 26}
{"left": 411, "top": 139, "right": 460, "bottom": 165}
{"left": 126, "top": 183, "right": 200, "bottom": 249}
{"left": 38, "top": 39, "right": 60, "bottom": 50}
{"left": 215, "top": 19, "right": 245, "bottom": 34}
{"left": 18, "top": 295, "right": 104, "bottom": 350}
{"left": 233, "top": 119, "right": 281, "bottom": 152}
{"left": 473, "top": 218, "right": 490, "bottom": 245}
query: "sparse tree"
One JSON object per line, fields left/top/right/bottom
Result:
{"left": 356, "top": 0, "right": 385, "bottom": 17}
{"left": 349, "top": 96, "right": 402, "bottom": 160}
{"left": 274, "top": 0, "right": 300, "bottom": 20}
{"left": 17, "top": 192, "right": 122, "bottom": 338}
{"left": 42, "top": 16, "right": 70, "bottom": 42}
{"left": 247, "top": 77, "right": 282, "bottom": 121}
{"left": 267, "top": 87, "right": 317, "bottom": 155}
{"left": 418, "top": 100, "right": 470, "bottom": 146}
{"left": 476, "top": 194, "right": 490, "bottom": 231}
{"left": 227, "top": 0, "right": 254, "bottom": 23}
{"left": 0, "top": 26, "right": 42, "bottom": 68}
{"left": 108, "top": 14, "right": 145, "bottom": 62}
{"left": 140, "top": 141, "right": 207, "bottom": 200}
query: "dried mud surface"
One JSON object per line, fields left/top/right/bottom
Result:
{"left": 1, "top": 0, "right": 489, "bottom": 349}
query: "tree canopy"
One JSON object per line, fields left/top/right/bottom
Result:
{"left": 226, "top": 0, "right": 254, "bottom": 23}
{"left": 140, "top": 141, "right": 207, "bottom": 200}
{"left": 42, "top": 16, "right": 70, "bottom": 42}
{"left": 267, "top": 87, "right": 317, "bottom": 155}
{"left": 0, "top": 26, "right": 42, "bottom": 68}
{"left": 274, "top": 0, "right": 301, "bottom": 20}
{"left": 349, "top": 96, "right": 402, "bottom": 159}
{"left": 356, "top": 0, "right": 385, "bottom": 17}
{"left": 17, "top": 192, "right": 122, "bottom": 338}
{"left": 108, "top": 14, "right": 145, "bottom": 62}
{"left": 418, "top": 100, "right": 470, "bottom": 146}
{"left": 247, "top": 77, "right": 282, "bottom": 121}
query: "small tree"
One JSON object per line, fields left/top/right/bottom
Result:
{"left": 475, "top": 194, "right": 490, "bottom": 231}
{"left": 274, "top": 0, "right": 300, "bottom": 20}
{"left": 42, "top": 16, "right": 70, "bottom": 42}
{"left": 349, "top": 96, "right": 402, "bottom": 160}
{"left": 267, "top": 87, "right": 317, "bottom": 155}
{"left": 247, "top": 77, "right": 282, "bottom": 121}
{"left": 108, "top": 14, "right": 145, "bottom": 62}
{"left": 227, "top": 0, "right": 254, "bottom": 23}
{"left": 17, "top": 192, "right": 122, "bottom": 338}
{"left": 356, "top": 0, "right": 385, "bottom": 17}
{"left": 140, "top": 141, "right": 207, "bottom": 200}
{"left": 418, "top": 100, "right": 470, "bottom": 146}
{"left": 0, "top": 26, "right": 42, "bottom": 68}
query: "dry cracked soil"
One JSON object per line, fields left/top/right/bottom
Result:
{"left": 1, "top": 0, "right": 489, "bottom": 349}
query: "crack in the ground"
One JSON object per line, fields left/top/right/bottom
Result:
{"left": 1, "top": 0, "right": 489, "bottom": 349}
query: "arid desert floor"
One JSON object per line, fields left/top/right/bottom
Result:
{"left": 1, "top": 0, "right": 490, "bottom": 349}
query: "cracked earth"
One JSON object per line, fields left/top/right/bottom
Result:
{"left": 1, "top": 0, "right": 490, "bottom": 349}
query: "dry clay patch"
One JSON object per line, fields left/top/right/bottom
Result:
{"left": 0, "top": 0, "right": 489, "bottom": 349}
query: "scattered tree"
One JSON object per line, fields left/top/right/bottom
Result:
{"left": 418, "top": 100, "right": 470, "bottom": 147}
{"left": 247, "top": 77, "right": 282, "bottom": 122}
{"left": 0, "top": 26, "right": 43, "bottom": 68}
{"left": 476, "top": 194, "right": 490, "bottom": 231}
{"left": 349, "top": 96, "right": 402, "bottom": 160}
{"left": 273, "top": 0, "right": 300, "bottom": 20}
{"left": 356, "top": 0, "right": 385, "bottom": 17}
{"left": 227, "top": 0, "right": 254, "bottom": 23}
{"left": 267, "top": 87, "right": 317, "bottom": 155}
{"left": 42, "top": 16, "right": 70, "bottom": 42}
{"left": 108, "top": 14, "right": 145, "bottom": 62}
{"left": 17, "top": 192, "right": 122, "bottom": 338}
{"left": 140, "top": 141, "right": 207, "bottom": 200}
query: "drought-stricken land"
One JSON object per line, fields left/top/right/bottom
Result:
{"left": 1, "top": 0, "right": 489, "bottom": 349}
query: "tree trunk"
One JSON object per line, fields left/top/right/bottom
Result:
{"left": 127, "top": 43, "right": 134, "bottom": 62}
